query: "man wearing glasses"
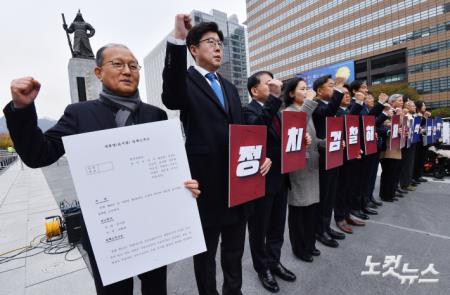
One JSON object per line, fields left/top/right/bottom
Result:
{"left": 3, "top": 43, "right": 200, "bottom": 295}
{"left": 162, "top": 15, "right": 271, "bottom": 295}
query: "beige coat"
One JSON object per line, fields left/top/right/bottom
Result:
{"left": 284, "top": 99, "right": 322, "bottom": 207}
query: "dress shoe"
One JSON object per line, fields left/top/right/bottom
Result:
{"left": 367, "top": 201, "right": 378, "bottom": 209}
{"left": 316, "top": 232, "right": 339, "bottom": 248}
{"left": 336, "top": 220, "right": 353, "bottom": 234}
{"left": 311, "top": 248, "right": 321, "bottom": 256}
{"left": 351, "top": 210, "right": 370, "bottom": 220}
{"left": 392, "top": 197, "right": 399, "bottom": 201}
{"left": 411, "top": 180, "right": 420, "bottom": 186}
{"left": 258, "top": 270, "right": 279, "bottom": 293}
{"left": 395, "top": 193, "right": 405, "bottom": 198}
{"left": 328, "top": 228, "right": 345, "bottom": 240}
{"left": 294, "top": 252, "right": 313, "bottom": 262}
{"left": 418, "top": 177, "right": 428, "bottom": 182}
{"left": 396, "top": 188, "right": 408, "bottom": 194}
{"left": 362, "top": 207, "right": 378, "bottom": 215}
{"left": 346, "top": 216, "right": 365, "bottom": 226}
{"left": 271, "top": 263, "right": 296, "bottom": 282}
{"left": 381, "top": 198, "right": 394, "bottom": 202}
{"left": 405, "top": 185, "right": 416, "bottom": 191}
{"left": 370, "top": 198, "right": 383, "bottom": 206}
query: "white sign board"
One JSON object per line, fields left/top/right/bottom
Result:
{"left": 63, "top": 119, "right": 206, "bottom": 285}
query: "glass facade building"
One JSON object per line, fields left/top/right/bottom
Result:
{"left": 144, "top": 9, "right": 249, "bottom": 118}
{"left": 246, "top": 0, "right": 450, "bottom": 109}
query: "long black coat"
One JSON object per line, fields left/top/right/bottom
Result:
{"left": 162, "top": 42, "right": 247, "bottom": 227}
{"left": 3, "top": 100, "right": 167, "bottom": 168}
{"left": 312, "top": 90, "right": 344, "bottom": 140}
{"left": 243, "top": 97, "right": 284, "bottom": 196}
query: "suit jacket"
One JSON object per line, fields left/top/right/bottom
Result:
{"left": 312, "top": 90, "right": 344, "bottom": 140}
{"left": 3, "top": 100, "right": 167, "bottom": 168}
{"left": 162, "top": 42, "right": 246, "bottom": 227}
{"left": 243, "top": 96, "right": 283, "bottom": 196}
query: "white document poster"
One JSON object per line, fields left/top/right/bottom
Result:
{"left": 62, "top": 119, "right": 206, "bottom": 286}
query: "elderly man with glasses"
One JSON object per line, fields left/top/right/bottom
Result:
{"left": 3, "top": 43, "right": 200, "bottom": 295}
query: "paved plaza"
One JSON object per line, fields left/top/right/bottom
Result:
{"left": 0, "top": 158, "right": 449, "bottom": 295}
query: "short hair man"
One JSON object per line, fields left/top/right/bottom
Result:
{"left": 162, "top": 15, "right": 271, "bottom": 295}
{"left": 4, "top": 44, "right": 200, "bottom": 295}
{"left": 245, "top": 71, "right": 297, "bottom": 293}
{"left": 311, "top": 75, "right": 346, "bottom": 248}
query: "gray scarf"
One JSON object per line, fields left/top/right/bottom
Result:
{"left": 99, "top": 86, "right": 142, "bottom": 127}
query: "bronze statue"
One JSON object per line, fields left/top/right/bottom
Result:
{"left": 62, "top": 10, "right": 95, "bottom": 58}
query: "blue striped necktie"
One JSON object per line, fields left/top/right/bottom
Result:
{"left": 205, "top": 73, "right": 225, "bottom": 108}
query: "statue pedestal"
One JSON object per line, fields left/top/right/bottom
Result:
{"left": 68, "top": 58, "right": 102, "bottom": 103}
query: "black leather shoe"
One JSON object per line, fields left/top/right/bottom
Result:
{"left": 328, "top": 228, "right": 345, "bottom": 240}
{"left": 411, "top": 180, "right": 420, "bottom": 186}
{"left": 392, "top": 197, "right": 399, "bottom": 201}
{"left": 294, "top": 253, "right": 313, "bottom": 262}
{"left": 311, "top": 248, "right": 321, "bottom": 256}
{"left": 396, "top": 188, "right": 408, "bottom": 194}
{"left": 370, "top": 198, "right": 383, "bottom": 206}
{"left": 395, "top": 193, "right": 405, "bottom": 198}
{"left": 362, "top": 207, "right": 378, "bottom": 215}
{"left": 382, "top": 198, "right": 394, "bottom": 202}
{"left": 316, "top": 232, "right": 339, "bottom": 248}
{"left": 271, "top": 263, "right": 296, "bottom": 282}
{"left": 350, "top": 210, "right": 369, "bottom": 220}
{"left": 418, "top": 177, "right": 428, "bottom": 182}
{"left": 367, "top": 201, "right": 378, "bottom": 209}
{"left": 258, "top": 270, "right": 279, "bottom": 293}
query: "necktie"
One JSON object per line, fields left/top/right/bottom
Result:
{"left": 205, "top": 73, "right": 225, "bottom": 108}
{"left": 272, "top": 114, "right": 281, "bottom": 136}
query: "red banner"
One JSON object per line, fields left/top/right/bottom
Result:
{"left": 345, "top": 115, "right": 360, "bottom": 160}
{"left": 390, "top": 115, "right": 401, "bottom": 150}
{"left": 281, "top": 111, "right": 307, "bottom": 173}
{"left": 326, "top": 117, "right": 344, "bottom": 170}
{"left": 229, "top": 125, "right": 267, "bottom": 207}
{"left": 362, "top": 115, "right": 377, "bottom": 155}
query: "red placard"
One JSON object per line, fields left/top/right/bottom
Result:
{"left": 362, "top": 115, "right": 377, "bottom": 155}
{"left": 400, "top": 116, "right": 408, "bottom": 149}
{"left": 229, "top": 124, "right": 267, "bottom": 207}
{"left": 281, "top": 111, "right": 307, "bottom": 173}
{"left": 326, "top": 117, "right": 344, "bottom": 170}
{"left": 345, "top": 115, "right": 360, "bottom": 160}
{"left": 390, "top": 115, "right": 401, "bottom": 150}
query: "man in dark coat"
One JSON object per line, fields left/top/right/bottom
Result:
{"left": 161, "top": 15, "right": 271, "bottom": 295}
{"left": 244, "top": 71, "right": 297, "bottom": 293}
{"left": 4, "top": 44, "right": 200, "bottom": 295}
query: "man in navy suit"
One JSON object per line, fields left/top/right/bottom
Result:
{"left": 244, "top": 71, "right": 298, "bottom": 293}
{"left": 311, "top": 75, "right": 345, "bottom": 248}
{"left": 162, "top": 15, "right": 271, "bottom": 295}
{"left": 4, "top": 44, "right": 200, "bottom": 295}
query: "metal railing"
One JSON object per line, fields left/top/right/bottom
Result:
{"left": 0, "top": 150, "right": 18, "bottom": 174}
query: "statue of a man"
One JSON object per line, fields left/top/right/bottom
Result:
{"left": 63, "top": 10, "right": 95, "bottom": 58}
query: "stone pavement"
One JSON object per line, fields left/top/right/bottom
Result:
{"left": 1, "top": 158, "right": 449, "bottom": 295}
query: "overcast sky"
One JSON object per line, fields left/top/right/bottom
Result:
{"left": 0, "top": 0, "right": 247, "bottom": 119}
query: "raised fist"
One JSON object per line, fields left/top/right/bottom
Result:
{"left": 335, "top": 76, "right": 346, "bottom": 88}
{"left": 174, "top": 14, "right": 192, "bottom": 40}
{"left": 306, "top": 89, "right": 316, "bottom": 100}
{"left": 378, "top": 93, "right": 389, "bottom": 104}
{"left": 268, "top": 79, "right": 283, "bottom": 98}
{"left": 10, "top": 77, "right": 41, "bottom": 109}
